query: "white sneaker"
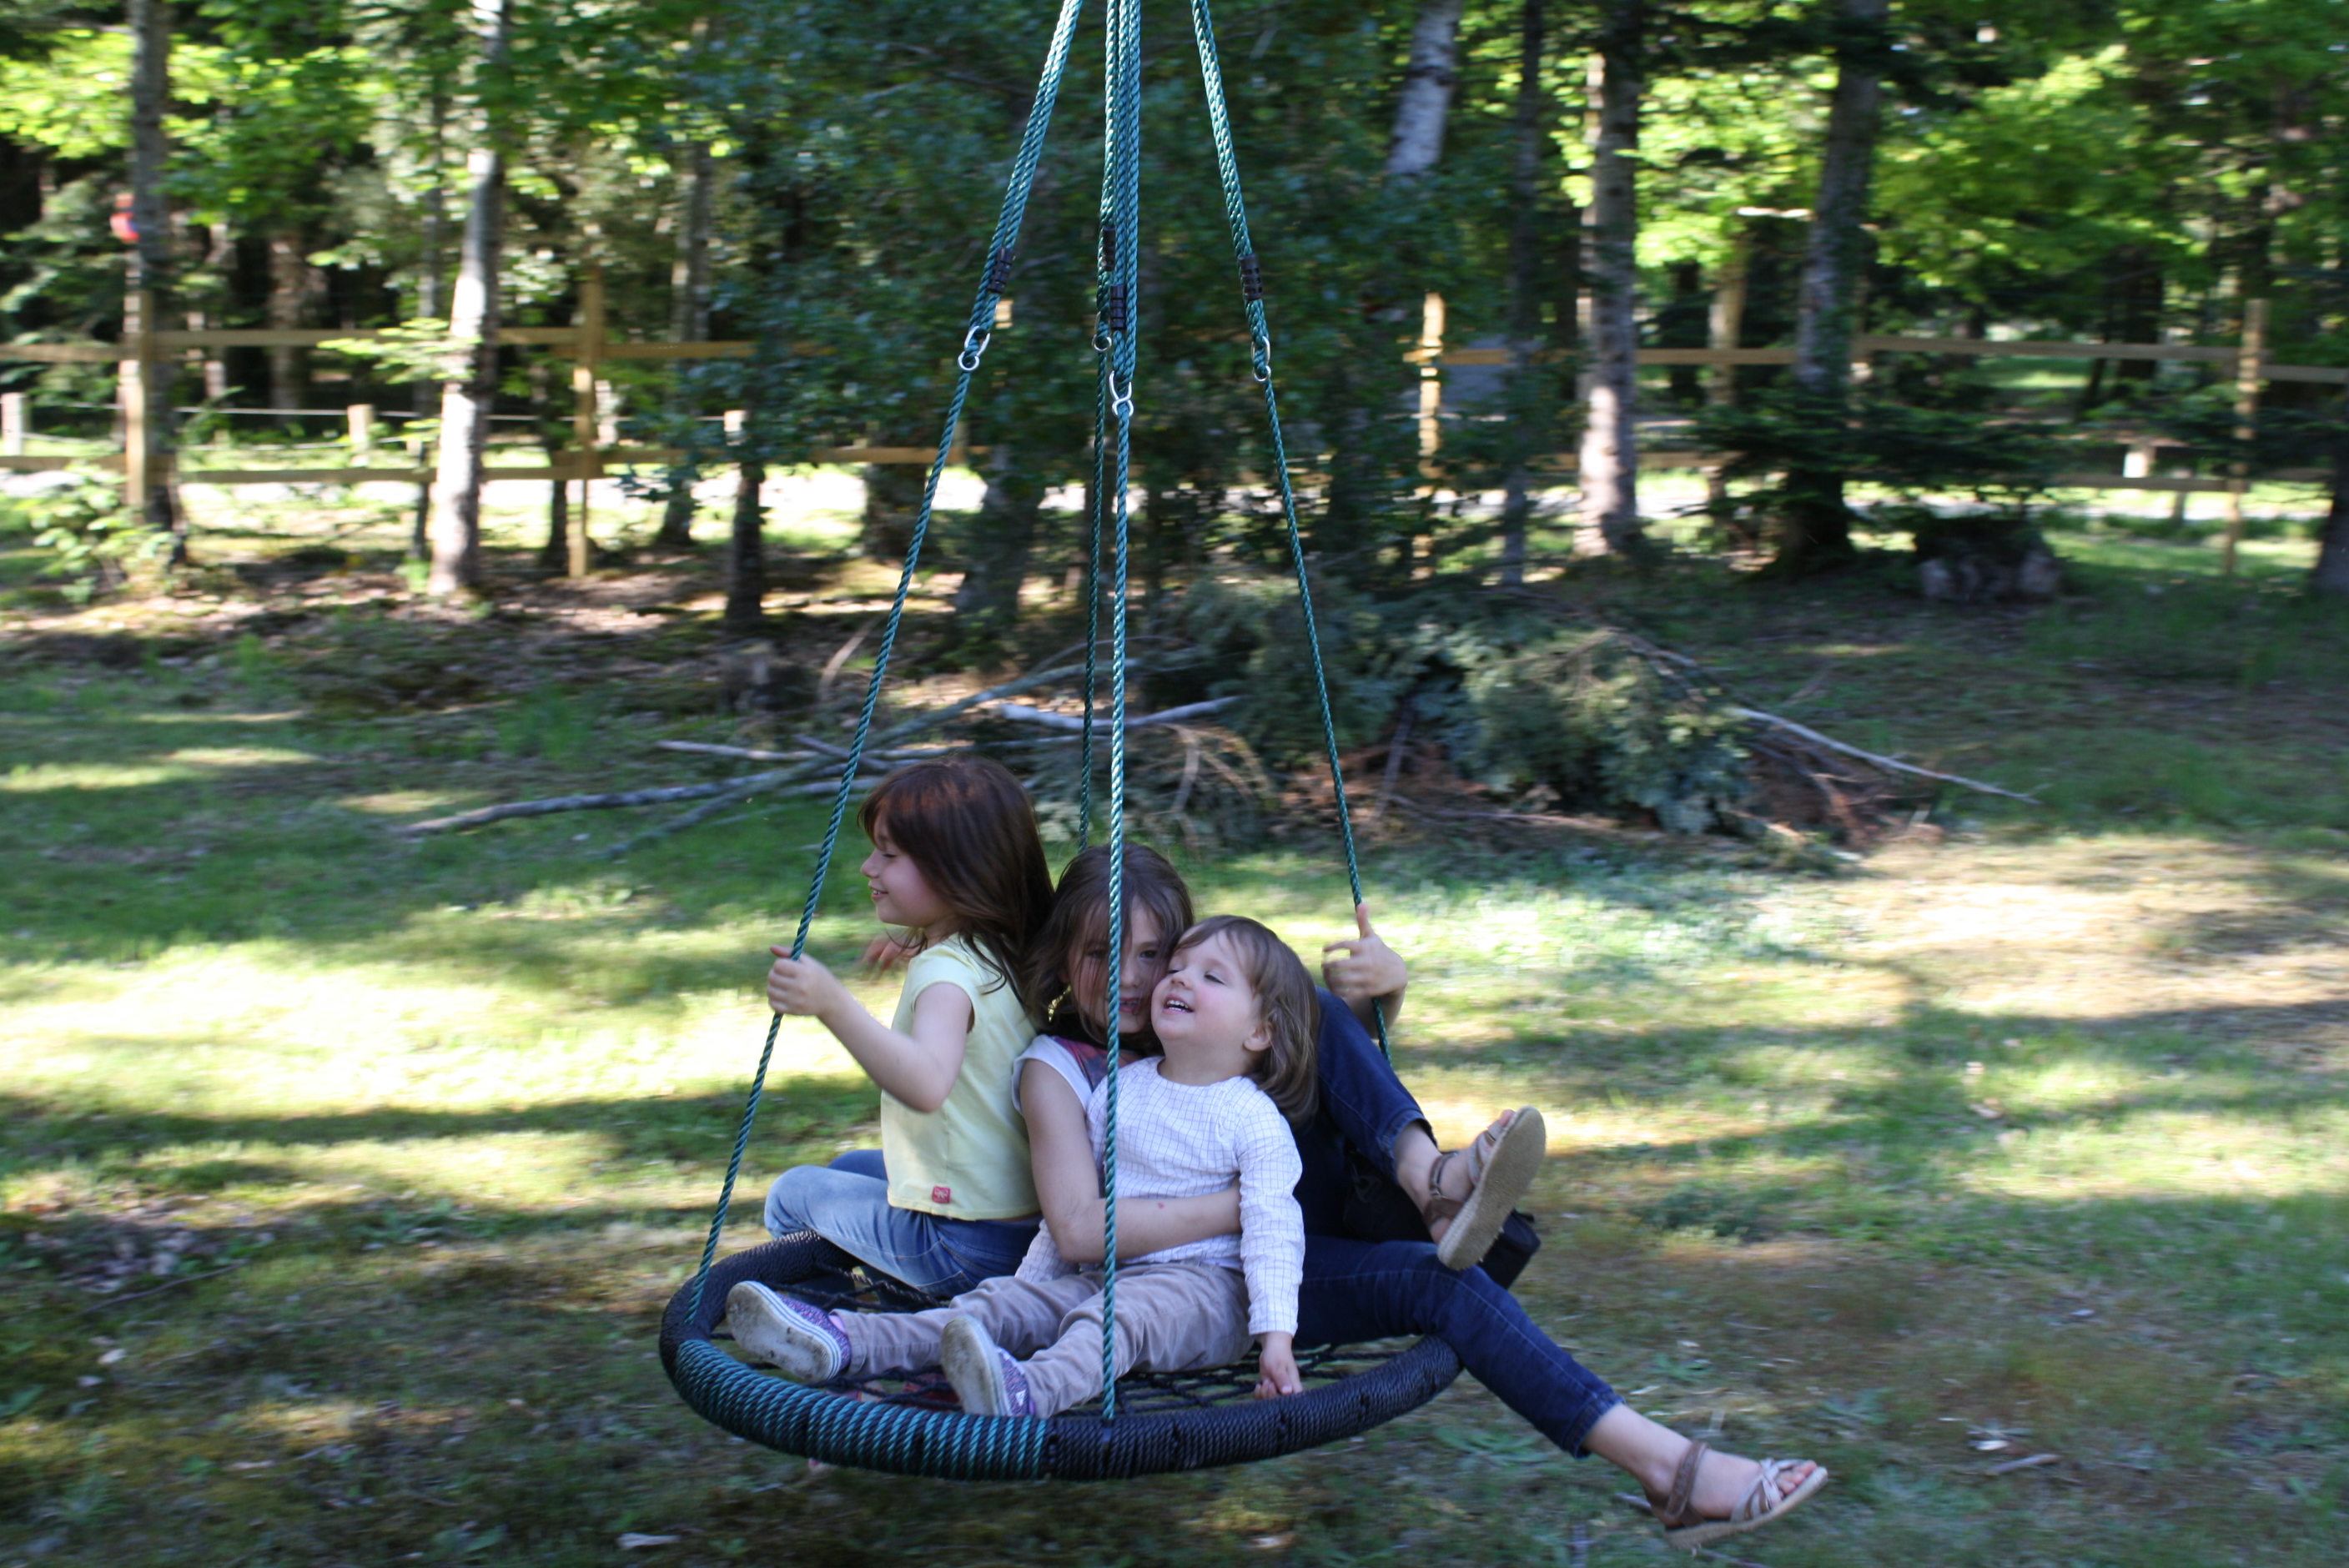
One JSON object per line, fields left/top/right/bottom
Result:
{"left": 725, "top": 1282, "right": 852, "bottom": 1383}
{"left": 939, "top": 1314, "right": 1036, "bottom": 1417}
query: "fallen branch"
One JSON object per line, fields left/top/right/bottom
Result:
{"left": 402, "top": 660, "right": 1105, "bottom": 845}
{"left": 1732, "top": 707, "right": 2040, "bottom": 805}
{"left": 991, "top": 696, "right": 1238, "bottom": 732}
{"left": 400, "top": 769, "right": 822, "bottom": 836}
{"left": 82, "top": 1259, "right": 248, "bottom": 1314}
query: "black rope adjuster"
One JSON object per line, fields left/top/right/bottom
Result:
{"left": 985, "top": 247, "right": 1014, "bottom": 295}
{"left": 1099, "top": 220, "right": 1118, "bottom": 272}
{"left": 1104, "top": 282, "right": 1129, "bottom": 334}
{"left": 1239, "top": 252, "right": 1264, "bottom": 303}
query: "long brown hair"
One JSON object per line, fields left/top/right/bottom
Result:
{"left": 1172, "top": 915, "right": 1319, "bottom": 1122}
{"left": 1024, "top": 842, "right": 1195, "bottom": 1047}
{"left": 859, "top": 756, "right": 1054, "bottom": 1004}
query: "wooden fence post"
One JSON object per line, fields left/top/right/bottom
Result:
{"left": 2223, "top": 299, "right": 2267, "bottom": 576}
{"left": 1, "top": 392, "right": 23, "bottom": 455}
{"left": 1416, "top": 291, "right": 1446, "bottom": 470}
{"left": 568, "top": 261, "right": 604, "bottom": 577}
{"left": 347, "top": 403, "right": 375, "bottom": 458}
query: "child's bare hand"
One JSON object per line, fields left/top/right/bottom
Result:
{"left": 858, "top": 932, "right": 918, "bottom": 974}
{"left": 1321, "top": 903, "right": 1406, "bottom": 1003}
{"left": 767, "top": 947, "right": 848, "bottom": 1018}
{"left": 1253, "top": 1333, "right": 1301, "bottom": 1399}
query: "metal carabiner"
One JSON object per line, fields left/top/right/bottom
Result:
{"left": 1250, "top": 329, "right": 1274, "bottom": 384}
{"left": 958, "top": 326, "right": 992, "bottom": 374}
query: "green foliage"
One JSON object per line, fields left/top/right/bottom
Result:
{"left": 0, "top": 473, "right": 166, "bottom": 602}
{"left": 1166, "top": 571, "right": 1749, "bottom": 834}
{"left": 1700, "top": 387, "right": 2067, "bottom": 543}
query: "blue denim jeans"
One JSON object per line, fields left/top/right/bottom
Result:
{"left": 1294, "top": 988, "right": 1430, "bottom": 1233}
{"left": 762, "top": 1148, "right": 1039, "bottom": 1299}
{"left": 1298, "top": 1235, "right": 1621, "bottom": 1456}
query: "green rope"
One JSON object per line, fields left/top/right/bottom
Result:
{"left": 686, "top": 0, "right": 1090, "bottom": 1324}
{"left": 1185, "top": 0, "right": 1386, "bottom": 1053}
{"left": 1095, "top": 0, "right": 1144, "bottom": 1421}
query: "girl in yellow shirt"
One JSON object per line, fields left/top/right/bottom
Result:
{"left": 753, "top": 756, "right": 1054, "bottom": 1296}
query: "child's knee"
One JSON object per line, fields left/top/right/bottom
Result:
{"left": 763, "top": 1163, "right": 822, "bottom": 1236}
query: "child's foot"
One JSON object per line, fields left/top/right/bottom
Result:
{"left": 940, "top": 1315, "right": 1035, "bottom": 1418}
{"left": 1425, "top": 1106, "right": 1547, "bottom": 1269}
{"left": 725, "top": 1282, "right": 853, "bottom": 1383}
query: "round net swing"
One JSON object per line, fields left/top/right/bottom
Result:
{"left": 659, "top": 0, "right": 1464, "bottom": 1481}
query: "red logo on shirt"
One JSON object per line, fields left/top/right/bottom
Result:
{"left": 932, "top": 1184, "right": 953, "bottom": 1205}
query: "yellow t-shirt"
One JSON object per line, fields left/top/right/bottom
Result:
{"left": 878, "top": 935, "right": 1040, "bottom": 1220}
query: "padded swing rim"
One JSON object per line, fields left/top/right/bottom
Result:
{"left": 660, "top": 1232, "right": 1463, "bottom": 1481}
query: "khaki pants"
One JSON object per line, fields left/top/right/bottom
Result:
{"left": 840, "top": 1262, "right": 1255, "bottom": 1418}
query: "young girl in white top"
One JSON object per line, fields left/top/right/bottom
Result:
{"left": 752, "top": 756, "right": 1054, "bottom": 1298}
{"left": 727, "top": 916, "right": 1320, "bottom": 1415}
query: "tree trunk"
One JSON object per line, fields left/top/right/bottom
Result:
{"left": 1778, "top": 0, "right": 1889, "bottom": 572}
{"left": 952, "top": 453, "right": 1045, "bottom": 647}
{"left": 410, "top": 91, "right": 447, "bottom": 561}
{"left": 1386, "top": 0, "right": 1466, "bottom": 178}
{"left": 2110, "top": 244, "right": 2161, "bottom": 390}
{"left": 127, "top": 0, "right": 183, "bottom": 555}
{"left": 528, "top": 356, "right": 570, "bottom": 572}
{"left": 266, "top": 234, "right": 307, "bottom": 420}
{"left": 425, "top": 0, "right": 511, "bottom": 598}
{"left": 2311, "top": 382, "right": 2349, "bottom": 596}
{"left": 1576, "top": 4, "right": 1643, "bottom": 557}
{"left": 654, "top": 134, "right": 717, "bottom": 550}
{"left": 1704, "top": 233, "right": 1748, "bottom": 525}
{"left": 725, "top": 455, "right": 767, "bottom": 627}
{"left": 1496, "top": 0, "right": 1547, "bottom": 588}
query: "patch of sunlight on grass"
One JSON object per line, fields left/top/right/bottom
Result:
{"left": 1968, "top": 1108, "right": 2349, "bottom": 1201}
{"left": 138, "top": 1132, "right": 616, "bottom": 1209}
{"left": 339, "top": 790, "right": 473, "bottom": 816}
{"left": 160, "top": 746, "right": 321, "bottom": 769}
{"left": 3, "top": 761, "right": 206, "bottom": 792}
{"left": 3, "top": 942, "right": 868, "bottom": 1119}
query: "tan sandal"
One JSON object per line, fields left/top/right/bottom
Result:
{"left": 1621, "top": 1440, "right": 1829, "bottom": 1551}
{"left": 1424, "top": 1106, "right": 1546, "bottom": 1269}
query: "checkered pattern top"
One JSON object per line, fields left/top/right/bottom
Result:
{"left": 1018, "top": 1056, "right": 1305, "bottom": 1335}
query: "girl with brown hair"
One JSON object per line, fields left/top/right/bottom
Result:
{"left": 747, "top": 756, "right": 1054, "bottom": 1298}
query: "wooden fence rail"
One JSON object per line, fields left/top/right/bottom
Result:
{"left": 2, "top": 275, "right": 2338, "bottom": 549}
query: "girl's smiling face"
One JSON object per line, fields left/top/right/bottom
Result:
{"left": 1151, "top": 929, "right": 1267, "bottom": 1055}
{"left": 1064, "top": 905, "right": 1167, "bottom": 1043}
{"left": 858, "top": 825, "right": 952, "bottom": 932}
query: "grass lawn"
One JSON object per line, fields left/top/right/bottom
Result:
{"left": 3, "top": 487, "right": 2348, "bottom": 1567}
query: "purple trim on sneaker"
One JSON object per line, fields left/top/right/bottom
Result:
{"left": 995, "top": 1347, "right": 1036, "bottom": 1418}
{"left": 782, "top": 1296, "right": 855, "bottom": 1374}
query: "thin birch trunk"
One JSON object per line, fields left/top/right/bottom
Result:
{"left": 1496, "top": 0, "right": 1547, "bottom": 587}
{"left": 1576, "top": 3, "right": 1642, "bottom": 557}
{"left": 1780, "top": 0, "right": 1889, "bottom": 570}
{"left": 1386, "top": 0, "right": 1466, "bottom": 178}
{"left": 425, "top": 0, "right": 511, "bottom": 598}
{"left": 127, "top": 0, "right": 183, "bottom": 555}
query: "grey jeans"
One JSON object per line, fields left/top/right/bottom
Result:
{"left": 841, "top": 1261, "right": 1255, "bottom": 1418}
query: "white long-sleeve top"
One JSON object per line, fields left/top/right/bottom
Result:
{"left": 1016, "top": 1056, "right": 1305, "bottom": 1336}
